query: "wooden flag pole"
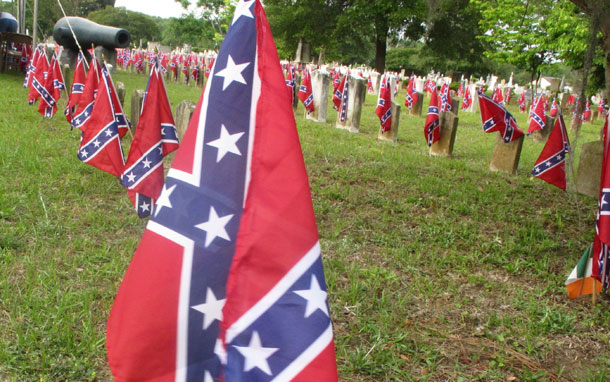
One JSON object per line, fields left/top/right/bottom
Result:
{"left": 592, "top": 279, "right": 597, "bottom": 305}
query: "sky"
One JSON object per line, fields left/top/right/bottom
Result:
{"left": 114, "top": 0, "right": 197, "bottom": 19}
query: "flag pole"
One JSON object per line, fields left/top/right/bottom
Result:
{"left": 592, "top": 279, "right": 597, "bottom": 305}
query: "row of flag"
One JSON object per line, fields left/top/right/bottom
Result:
{"left": 24, "top": 44, "right": 180, "bottom": 219}
{"left": 118, "top": 48, "right": 216, "bottom": 84}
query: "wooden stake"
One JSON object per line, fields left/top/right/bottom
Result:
{"left": 592, "top": 279, "right": 597, "bottom": 305}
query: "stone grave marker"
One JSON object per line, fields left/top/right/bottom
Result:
{"left": 415, "top": 77, "right": 424, "bottom": 93}
{"left": 130, "top": 89, "right": 145, "bottom": 130}
{"left": 175, "top": 100, "right": 197, "bottom": 141}
{"left": 409, "top": 91, "right": 424, "bottom": 117}
{"left": 336, "top": 75, "right": 366, "bottom": 133}
{"left": 489, "top": 134, "right": 524, "bottom": 175}
{"left": 306, "top": 70, "right": 330, "bottom": 123}
{"left": 450, "top": 97, "right": 460, "bottom": 116}
{"left": 465, "top": 83, "right": 479, "bottom": 113}
{"left": 530, "top": 116, "right": 554, "bottom": 143}
{"left": 430, "top": 110, "right": 459, "bottom": 156}
{"left": 378, "top": 101, "right": 401, "bottom": 142}
{"left": 576, "top": 140, "right": 603, "bottom": 198}
{"left": 116, "top": 81, "right": 126, "bottom": 107}
{"left": 61, "top": 64, "right": 72, "bottom": 105}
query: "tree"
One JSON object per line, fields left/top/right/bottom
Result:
{"left": 569, "top": 0, "right": 610, "bottom": 101}
{"left": 473, "top": 0, "right": 558, "bottom": 97}
{"left": 87, "top": 6, "right": 161, "bottom": 46}
{"left": 161, "top": 14, "right": 217, "bottom": 51}
{"left": 424, "top": 0, "right": 493, "bottom": 76}
{"left": 264, "top": 0, "right": 343, "bottom": 61}
{"left": 336, "top": 0, "right": 427, "bottom": 72}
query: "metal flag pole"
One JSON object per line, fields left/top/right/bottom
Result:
{"left": 56, "top": 0, "right": 89, "bottom": 71}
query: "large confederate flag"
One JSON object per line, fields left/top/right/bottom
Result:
{"left": 106, "top": 1, "right": 338, "bottom": 381}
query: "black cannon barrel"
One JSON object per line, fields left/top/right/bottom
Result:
{"left": 53, "top": 17, "right": 130, "bottom": 50}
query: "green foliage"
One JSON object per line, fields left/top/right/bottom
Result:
{"left": 87, "top": 6, "right": 161, "bottom": 46}
{"left": 161, "top": 14, "right": 217, "bottom": 51}
{"left": 264, "top": 0, "right": 341, "bottom": 60}
{"left": 473, "top": 0, "right": 557, "bottom": 80}
{"left": 424, "top": 0, "right": 493, "bottom": 76}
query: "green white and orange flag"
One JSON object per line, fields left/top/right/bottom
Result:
{"left": 566, "top": 245, "right": 602, "bottom": 298}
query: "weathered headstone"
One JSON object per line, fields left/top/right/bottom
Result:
{"left": 306, "top": 70, "right": 330, "bottom": 123}
{"left": 102, "top": 47, "right": 117, "bottom": 73}
{"left": 409, "top": 91, "right": 424, "bottom": 117}
{"left": 58, "top": 48, "right": 78, "bottom": 68}
{"left": 94, "top": 46, "right": 104, "bottom": 68}
{"left": 130, "top": 89, "right": 145, "bottom": 130}
{"left": 415, "top": 77, "right": 425, "bottom": 94}
{"left": 336, "top": 75, "right": 366, "bottom": 133}
{"left": 576, "top": 140, "right": 603, "bottom": 198}
{"left": 450, "top": 97, "right": 460, "bottom": 116}
{"left": 378, "top": 101, "right": 401, "bottom": 142}
{"left": 116, "top": 81, "right": 126, "bottom": 107}
{"left": 489, "top": 134, "right": 524, "bottom": 175}
{"left": 62, "top": 64, "right": 72, "bottom": 102}
{"left": 430, "top": 110, "right": 459, "bottom": 156}
{"left": 175, "top": 100, "right": 197, "bottom": 141}
{"left": 530, "top": 116, "right": 554, "bottom": 143}
{"left": 465, "top": 84, "right": 479, "bottom": 113}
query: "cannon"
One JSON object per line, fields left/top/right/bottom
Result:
{"left": 0, "top": 12, "right": 18, "bottom": 33}
{"left": 54, "top": 17, "right": 130, "bottom": 72}
{"left": 53, "top": 17, "right": 130, "bottom": 50}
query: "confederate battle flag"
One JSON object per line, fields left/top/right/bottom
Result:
{"left": 120, "top": 61, "right": 179, "bottom": 218}
{"left": 531, "top": 113, "right": 570, "bottom": 190}
{"left": 298, "top": 68, "right": 315, "bottom": 114}
{"left": 376, "top": 74, "right": 392, "bottom": 133}
{"left": 106, "top": 1, "right": 338, "bottom": 381}
{"left": 424, "top": 88, "right": 440, "bottom": 146}
{"left": 478, "top": 91, "right": 524, "bottom": 143}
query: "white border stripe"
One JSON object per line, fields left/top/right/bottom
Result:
{"left": 243, "top": 44, "right": 260, "bottom": 204}
{"left": 146, "top": 221, "right": 195, "bottom": 382}
{"left": 270, "top": 323, "right": 334, "bottom": 382}
{"left": 226, "top": 242, "right": 321, "bottom": 343}
{"left": 167, "top": 59, "right": 217, "bottom": 187}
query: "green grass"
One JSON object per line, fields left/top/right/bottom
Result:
{"left": 1, "top": 68, "right": 609, "bottom": 382}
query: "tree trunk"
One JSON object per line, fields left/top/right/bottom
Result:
{"left": 570, "top": 0, "right": 610, "bottom": 103}
{"left": 374, "top": 17, "right": 388, "bottom": 74}
{"left": 602, "top": 25, "right": 610, "bottom": 103}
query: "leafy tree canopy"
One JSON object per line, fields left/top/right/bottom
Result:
{"left": 87, "top": 6, "right": 161, "bottom": 46}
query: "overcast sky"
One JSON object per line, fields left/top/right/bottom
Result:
{"left": 114, "top": 0, "right": 196, "bottom": 19}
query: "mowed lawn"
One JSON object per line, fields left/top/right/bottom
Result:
{"left": 1, "top": 68, "right": 609, "bottom": 382}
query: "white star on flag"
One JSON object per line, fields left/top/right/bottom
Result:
{"left": 204, "top": 371, "right": 214, "bottom": 382}
{"left": 105, "top": 129, "right": 113, "bottom": 137}
{"left": 207, "top": 125, "right": 245, "bottom": 162}
{"left": 142, "top": 158, "right": 152, "bottom": 168}
{"left": 191, "top": 288, "right": 226, "bottom": 330}
{"left": 215, "top": 55, "right": 250, "bottom": 91}
{"left": 195, "top": 206, "right": 234, "bottom": 247}
{"left": 234, "top": 331, "right": 278, "bottom": 375}
{"left": 231, "top": 0, "right": 254, "bottom": 25}
{"left": 294, "top": 274, "right": 329, "bottom": 318}
{"left": 80, "top": 149, "right": 88, "bottom": 158}
{"left": 154, "top": 184, "right": 177, "bottom": 217}
{"left": 139, "top": 201, "right": 150, "bottom": 213}
{"left": 93, "top": 139, "right": 101, "bottom": 148}
{"left": 126, "top": 172, "right": 136, "bottom": 182}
